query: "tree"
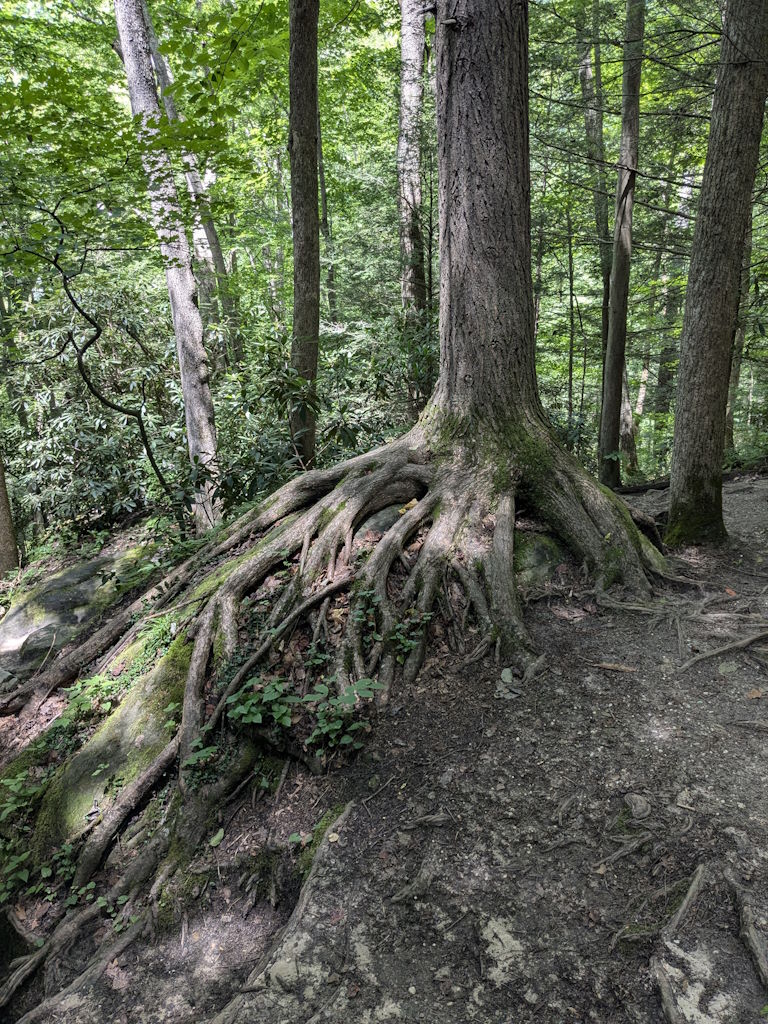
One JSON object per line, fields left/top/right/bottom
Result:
{"left": 667, "top": 0, "right": 768, "bottom": 544}
{"left": 396, "top": 0, "right": 427, "bottom": 313}
{"left": 725, "top": 220, "right": 753, "bottom": 455}
{"left": 139, "top": 0, "right": 243, "bottom": 365}
{"left": 289, "top": 0, "right": 321, "bottom": 468}
{"left": 114, "top": 0, "right": 221, "bottom": 533}
{"left": 0, "top": 5, "right": 674, "bottom": 1009}
{"left": 597, "top": 0, "right": 644, "bottom": 487}
{"left": 0, "top": 451, "right": 17, "bottom": 574}
{"left": 317, "top": 111, "right": 339, "bottom": 323}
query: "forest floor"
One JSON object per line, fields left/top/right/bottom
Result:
{"left": 3, "top": 474, "right": 768, "bottom": 1024}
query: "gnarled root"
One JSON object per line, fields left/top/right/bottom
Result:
{"left": 2, "top": 422, "right": 657, "bottom": 1017}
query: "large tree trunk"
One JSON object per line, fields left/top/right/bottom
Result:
{"left": 0, "top": 452, "right": 18, "bottom": 574}
{"left": 598, "top": 0, "right": 644, "bottom": 487}
{"left": 114, "top": 0, "right": 221, "bottom": 534}
{"left": 139, "top": 0, "right": 243, "bottom": 365}
{"left": 0, "top": 8, "right": 661, "bottom": 991}
{"left": 725, "top": 221, "right": 753, "bottom": 455}
{"left": 289, "top": 0, "right": 321, "bottom": 468}
{"left": 397, "top": 0, "right": 427, "bottom": 312}
{"left": 667, "top": 0, "right": 768, "bottom": 544}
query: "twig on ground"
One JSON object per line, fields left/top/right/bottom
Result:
{"left": 662, "top": 863, "right": 708, "bottom": 940}
{"left": 678, "top": 630, "right": 768, "bottom": 673}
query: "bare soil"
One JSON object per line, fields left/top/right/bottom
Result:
{"left": 4, "top": 475, "right": 768, "bottom": 1023}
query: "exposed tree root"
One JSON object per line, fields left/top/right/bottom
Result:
{"left": 72, "top": 735, "right": 180, "bottom": 889}
{"left": 0, "top": 830, "right": 169, "bottom": 1009}
{"left": 1, "top": 423, "right": 664, "bottom": 1016}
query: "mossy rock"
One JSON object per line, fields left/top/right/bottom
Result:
{"left": 30, "top": 636, "right": 191, "bottom": 863}
{"left": 513, "top": 532, "right": 565, "bottom": 588}
{"left": 0, "top": 546, "right": 151, "bottom": 687}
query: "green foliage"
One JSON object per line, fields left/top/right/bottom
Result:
{"left": 1, "top": 0, "right": 767, "bottom": 547}
{"left": 225, "top": 673, "right": 382, "bottom": 755}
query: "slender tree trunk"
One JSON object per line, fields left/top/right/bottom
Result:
{"left": 598, "top": 0, "right": 644, "bottom": 487}
{"left": 532, "top": 150, "right": 550, "bottom": 343}
{"left": 115, "top": 0, "right": 221, "bottom": 533}
{"left": 667, "top": 0, "right": 768, "bottom": 544}
{"left": 397, "top": 0, "right": 427, "bottom": 312}
{"left": 725, "top": 221, "right": 752, "bottom": 455}
{"left": 620, "top": 366, "right": 638, "bottom": 472}
{"left": 139, "top": 0, "right": 242, "bottom": 364}
{"left": 263, "top": 156, "right": 287, "bottom": 324}
{"left": 289, "top": 0, "right": 321, "bottom": 467}
{"left": 1, "top": 293, "right": 29, "bottom": 433}
{"left": 0, "top": 452, "right": 18, "bottom": 574}
{"left": 566, "top": 202, "right": 575, "bottom": 442}
{"left": 317, "top": 112, "right": 339, "bottom": 324}
{"left": 578, "top": 0, "right": 611, "bottom": 363}
{"left": 635, "top": 243, "right": 664, "bottom": 417}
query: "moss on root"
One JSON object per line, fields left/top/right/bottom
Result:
{"left": 190, "top": 551, "right": 253, "bottom": 602}
{"left": 297, "top": 804, "right": 347, "bottom": 879}
{"left": 31, "top": 636, "right": 192, "bottom": 862}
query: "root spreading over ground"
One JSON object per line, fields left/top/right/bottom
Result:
{"left": 0, "top": 419, "right": 666, "bottom": 1016}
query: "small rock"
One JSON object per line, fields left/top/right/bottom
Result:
{"left": 624, "top": 793, "right": 651, "bottom": 819}
{"left": 368, "top": 774, "right": 381, "bottom": 791}
{"left": 269, "top": 957, "right": 299, "bottom": 993}
{"left": 523, "top": 987, "right": 539, "bottom": 1005}
{"left": 408, "top": 986, "right": 416, "bottom": 995}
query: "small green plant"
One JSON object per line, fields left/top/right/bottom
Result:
{"left": 225, "top": 673, "right": 382, "bottom": 756}
{"left": 304, "top": 677, "right": 383, "bottom": 752}
{"left": 390, "top": 609, "right": 433, "bottom": 664}
{"left": 226, "top": 677, "right": 303, "bottom": 729}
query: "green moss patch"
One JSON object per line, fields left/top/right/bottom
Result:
{"left": 31, "top": 636, "right": 191, "bottom": 862}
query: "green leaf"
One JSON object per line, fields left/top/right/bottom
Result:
{"left": 209, "top": 827, "right": 225, "bottom": 847}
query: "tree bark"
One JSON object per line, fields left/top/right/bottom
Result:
{"left": 397, "top": 0, "right": 427, "bottom": 312}
{"left": 598, "top": 0, "right": 644, "bottom": 487}
{"left": 115, "top": 0, "right": 221, "bottom": 533}
{"left": 317, "top": 111, "right": 339, "bottom": 324}
{"left": 0, "top": 452, "right": 18, "bottom": 574}
{"left": 667, "top": 0, "right": 768, "bottom": 544}
{"left": 725, "top": 221, "right": 752, "bottom": 455}
{"left": 431, "top": 1, "right": 538, "bottom": 421}
{"left": 578, "top": 0, "right": 611, "bottom": 359}
{"left": 289, "top": 0, "right": 321, "bottom": 468}
{"left": 139, "top": 0, "right": 242, "bottom": 364}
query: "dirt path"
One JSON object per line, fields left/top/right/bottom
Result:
{"left": 6, "top": 477, "right": 768, "bottom": 1023}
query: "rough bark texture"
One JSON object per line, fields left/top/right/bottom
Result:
{"left": 598, "top": 0, "right": 644, "bottom": 487}
{"left": 431, "top": 1, "right": 537, "bottom": 422}
{"left": 0, "top": 451, "right": 18, "bottom": 574}
{"left": 288, "top": 0, "right": 320, "bottom": 468}
{"left": 667, "top": 0, "right": 768, "bottom": 544}
{"left": 140, "top": 0, "right": 242, "bottom": 364}
{"left": 317, "top": 112, "right": 339, "bottom": 324}
{"left": 114, "top": 0, "right": 221, "bottom": 533}
{"left": 578, "top": 0, "right": 611, "bottom": 358}
{"left": 620, "top": 365, "right": 638, "bottom": 473}
{"left": 397, "top": 0, "right": 427, "bottom": 312}
{"left": 725, "top": 222, "right": 753, "bottom": 455}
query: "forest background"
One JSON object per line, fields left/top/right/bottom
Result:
{"left": 1, "top": 0, "right": 765, "bottom": 560}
